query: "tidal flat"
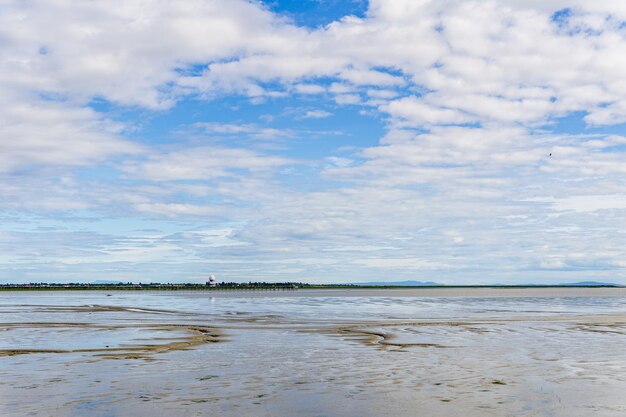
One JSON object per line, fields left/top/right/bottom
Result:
{"left": 1, "top": 288, "right": 625, "bottom": 416}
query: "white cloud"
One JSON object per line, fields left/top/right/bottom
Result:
{"left": 536, "top": 195, "right": 626, "bottom": 213}
{"left": 294, "top": 84, "right": 326, "bottom": 94}
{"left": 0, "top": 96, "right": 140, "bottom": 173}
{"left": 383, "top": 97, "right": 472, "bottom": 126}
{"left": 5, "top": 0, "right": 626, "bottom": 127}
{"left": 124, "top": 146, "right": 292, "bottom": 181}
{"left": 130, "top": 202, "right": 221, "bottom": 217}
{"left": 303, "top": 110, "right": 332, "bottom": 119}
{"left": 3, "top": 0, "right": 626, "bottom": 283}
{"left": 334, "top": 94, "right": 361, "bottom": 105}
{"left": 339, "top": 69, "right": 405, "bottom": 86}
{"left": 191, "top": 122, "right": 292, "bottom": 140}
{"left": 351, "top": 258, "right": 449, "bottom": 270}
{"left": 325, "top": 157, "right": 354, "bottom": 168}
{"left": 0, "top": 0, "right": 294, "bottom": 108}
{"left": 178, "top": 229, "right": 249, "bottom": 248}
{"left": 367, "top": 89, "right": 399, "bottom": 99}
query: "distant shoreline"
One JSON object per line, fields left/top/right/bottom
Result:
{"left": 0, "top": 283, "right": 623, "bottom": 291}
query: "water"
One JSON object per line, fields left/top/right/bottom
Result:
{"left": 1, "top": 288, "right": 625, "bottom": 416}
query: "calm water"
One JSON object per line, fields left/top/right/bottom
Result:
{"left": 1, "top": 288, "right": 625, "bottom": 416}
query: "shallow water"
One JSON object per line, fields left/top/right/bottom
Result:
{"left": 1, "top": 288, "right": 625, "bottom": 416}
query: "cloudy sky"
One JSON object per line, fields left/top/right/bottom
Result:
{"left": 2, "top": 0, "right": 626, "bottom": 284}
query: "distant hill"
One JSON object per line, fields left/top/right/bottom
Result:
{"left": 345, "top": 280, "right": 622, "bottom": 287}
{"left": 512, "top": 281, "right": 623, "bottom": 287}
{"left": 348, "top": 280, "right": 442, "bottom": 286}
{"left": 556, "top": 281, "right": 622, "bottom": 287}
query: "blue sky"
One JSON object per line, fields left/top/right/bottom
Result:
{"left": 2, "top": 0, "right": 626, "bottom": 284}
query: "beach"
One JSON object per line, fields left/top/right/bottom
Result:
{"left": 1, "top": 288, "right": 625, "bottom": 416}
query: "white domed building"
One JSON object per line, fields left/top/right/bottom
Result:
{"left": 206, "top": 275, "right": 217, "bottom": 287}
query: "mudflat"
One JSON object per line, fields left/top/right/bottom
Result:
{"left": 0, "top": 289, "right": 625, "bottom": 416}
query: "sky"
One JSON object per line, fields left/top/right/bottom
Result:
{"left": 2, "top": 0, "right": 626, "bottom": 284}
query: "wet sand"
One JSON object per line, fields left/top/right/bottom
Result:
{"left": 0, "top": 289, "right": 625, "bottom": 416}
{"left": 0, "top": 323, "right": 223, "bottom": 359}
